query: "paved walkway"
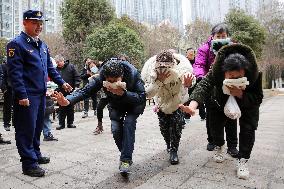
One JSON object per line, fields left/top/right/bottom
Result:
{"left": 0, "top": 93, "right": 283, "bottom": 189}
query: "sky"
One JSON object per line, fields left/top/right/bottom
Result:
{"left": 182, "top": 0, "right": 191, "bottom": 26}
{"left": 182, "top": 0, "right": 284, "bottom": 26}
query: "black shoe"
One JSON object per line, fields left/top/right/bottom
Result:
{"left": 43, "top": 133, "right": 58, "bottom": 141}
{"left": 207, "top": 143, "right": 216, "bottom": 151}
{"left": 67, "top": 124, "right": 76, "bottom": 128}
{"left": 56, "top": 125, "right": 65, "bottom": 130}
{"left": 38, "top": 156, "right": 50, "bottom": 164}
{"left": 227, "top": 147, "right": 239, "bottom": 158}
{"left": 23, "top": 166, "right": 45, "bottom": 177}
{"left": 170, "top": 150, "right": 179, "bottom": 165}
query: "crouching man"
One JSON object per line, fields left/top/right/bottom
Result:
{"left": 52, "top": 58, "right": 146, "bottom": 176}
{"left": 180, "top": 44, "right": 263, "bottom": 180}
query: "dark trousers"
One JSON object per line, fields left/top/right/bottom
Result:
{"left": 97, "top": 98, "right": 108, "bottom": 122}
{"left": 206, "top": 105, "right": 238, "bottom": 148}
{"left": 14, "top": 94, "right": 45, "bottom": 170}
{"left": 157, "top": 109, "right": 185, "bottom": 151}
{"left": 83, "top": 94, "right": 97, "bottom": 112}
{"left": 209, "top": 107, "right": 257, "bottom": 159}
{"left": 198, "top": 103, "right": 206, "bottom": 120}
{"left": 109, "top": 108, "right": 139, "bottom": 162}
{"left": 3, "top": 87, "right": 13, "bottom": 126}
{"left": 58, "top": 104, "right": 74, "bottom": 127}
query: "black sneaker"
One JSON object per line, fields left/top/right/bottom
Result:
{"left": 56, "top": 125, "right": 65, "bottom": 130}
{"left": 43, "top": 133, "right": 58, "bottom": 141}
{"left": 23, "top": 166, "right": 45, "bottom": 177}
{"left": 170, "top": 150, "right": 179, "bottom": 165}
{"left": 227, "top": 147, "right": 239, "bottom": 158}
{"left": 206, "top": 142, "right": 216, "bottom": 151}
{"left": 67, "top": 124, "right": 76, "bottom": 128}
{"left": 38, "top": 156, "right": 50, "bottom": 164}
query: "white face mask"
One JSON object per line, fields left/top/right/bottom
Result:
{"left": 90, "top": 66, "right": 98, "bottom": 74}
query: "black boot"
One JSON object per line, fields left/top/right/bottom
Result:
{"left": 38, "top": 156, "right": 50, "bottom": 164}
{"left": 227, "top": 147, "right": 239, "bottom": 158}
{"left": 170, "top": 150, "right": 179, "bottom": 165}
{"left": 56, "top": 125, "right": 65, "bottom": 130}
{"left": 206, "top": 142, "right": 216, "bottom": 151}
{"left": 67, "top": 124, "right": 76, "bottom": 128}
{"left": 23, "top": 166, "right": 45, "bottom": 177}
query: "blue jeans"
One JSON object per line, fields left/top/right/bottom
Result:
{"left": 109, "top": 108, "right": 139, "bottom": 162}
{"left": 43, "top": 114, "right": 51, "bottom": 137}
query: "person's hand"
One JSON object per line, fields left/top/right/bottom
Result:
{"left": 179, "top": 101, "right": 199, "bottom": 116}
{"left": 87, "top": 70, "right": 92, "bottom": 76}
{"left": 156, "top": 69, "right": 171, "bottom": 82}
{"left": 106, "top": 86, "right": 125, "bottom": 96}
{"left": 51, "top": 91, "right": 70, "bottom": 106}
{"left": 228, "top": 86, "right": 243, "bottom": 98}
{"left": 19, "top": 98, "right": 30, "bottom": 106}
{"left": 183, "top": 73, "right": 195, "bottom": 88}
{"left": 62, "top": 83, "right": 73, "bottom": 93}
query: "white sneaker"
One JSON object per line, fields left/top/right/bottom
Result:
{"left": 213, "top": 145, "right": 226, "bottom": 163}
{"left": 237, "top": 158, "right": 249, "bottom": 180}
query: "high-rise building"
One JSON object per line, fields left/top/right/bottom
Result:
{"left": 190, "top": 0, "right": 262, "bottom": 24}
{"left": 109, "top": 0, "right": 184, "bottom": 31}
{"left": 0, "top": 0, "right": 63, "bottom": 39}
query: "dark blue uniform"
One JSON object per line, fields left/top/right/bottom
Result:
{"left": 7, "top": 31, "right": 65, "bottom": 170}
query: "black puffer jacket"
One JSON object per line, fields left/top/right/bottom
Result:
{"left": 66, "top": 61, "right": 146, "bottom": 115}
{"left": 189, "top": 44, "right": 263, "bottom": 128}
{"left": 56, "top": 60, "right": 81, "bottom": 95}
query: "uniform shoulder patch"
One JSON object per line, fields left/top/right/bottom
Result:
{"left": 8, "top": 48, "right": 15, "bottom": 57}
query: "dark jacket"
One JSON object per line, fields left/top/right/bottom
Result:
{"left": 80, "top": 67, "right": 90, "bottom": 86}
{"left": 45, "top": 95, "right": 54, "bottom": 116}
{"left": 189, "top": 44, "right": 263, "bottom": 128}
{"left": 56, "top": 60, "right": 80, "bottom": 95}
{"left": 0, "top": 64, "right": 3, "bottom": 89}
{"left": 7, "top": 32, "right": 65, "bottom": 100}
{"left": 66, "top": 61, "right": 146, "bottom": 115}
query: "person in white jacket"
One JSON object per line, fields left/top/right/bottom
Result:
{"left": 141, "top": 50, "right": 195, "bottom": 164}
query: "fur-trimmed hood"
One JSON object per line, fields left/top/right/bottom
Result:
{"left": 212, "top": 43, "right": 259, "bottom": 86}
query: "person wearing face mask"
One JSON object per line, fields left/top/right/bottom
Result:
{"left": 193, "top": 23, "right": 239, "bottom": 158}
{"left": 87, "top": 60, "right": 109, "bottom": 135}
{"left": 142, "top": 50, "right": 195, "bottom": 165}
{"left": 180, "top": 44, "right": 263, "bottom": 180}
{"left": 52, "top": 58, "right": 146, "bottom": 177}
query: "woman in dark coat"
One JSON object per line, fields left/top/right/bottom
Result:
{"left": 180, "top": 44, "right": 263, "bottom": 180}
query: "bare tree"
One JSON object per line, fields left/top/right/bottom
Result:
{"left": 257, "top": 0, "right": 284, "bottom": 88}
{"left": 184, "top": 19, "right": 212, "bottom": 50}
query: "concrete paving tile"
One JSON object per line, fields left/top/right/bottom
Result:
{"left": 62, "top": 164, "right": 114, "bottom": 185}
{"left": 270, "top": 182, "right": 284, "bottom": 189}
{"left": 32, "top": 173, "right": 76, "bottom": 188}
{"left": 0, "top": 173, "right": 39, "bottom": 189}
